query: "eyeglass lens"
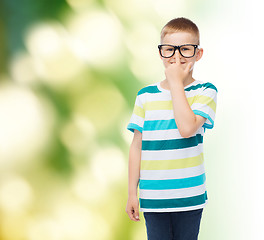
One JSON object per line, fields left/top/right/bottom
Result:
{"left": 160, "top": 45, "right": 196, "bottom": 58}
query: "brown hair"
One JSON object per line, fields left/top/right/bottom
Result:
{"left": 160, "top": 17, "right": 200, "bottom": 45}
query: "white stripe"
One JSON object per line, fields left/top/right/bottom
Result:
{"left": 186, "top": 89, "right": 203, "bottom": 98}
{"left": 135, "top": 96, "right": 144, "bottom": 108}
{"left": 191, "top": 102, "right": 216, "bottom": 114}
{"left": 140, "top": 82, "right": 216, "bottom": 109}
{"left": 140, "top": 201, "right": 208, "bottom": 212}
{"left": 140, "top": 163, "right": 205, "bottom": 180}
{"left": 198, "top": 87, "right": 217, "bottom": 97}
{"left": 141, "top": 144, "right": 203, "bottom": 160}
{"left": 143, "top": 128, "right": 182, "bottom": 139}
{"left": 139, "top": 183, "right": 207, "bottom": 199}
{"left": 143, "top": 93, "right": 172, "bottom": 101}
{"left": 145, "top": 109, "right": 174, "bottom": 120}
{"left": 142, "top": 128, "right": 204, "bottom": 140}
{"left": 129, "top": 114, "right": 144, "bottom": 127}
{"left": 141, "top": 87, "right": 202, "bottom": 102}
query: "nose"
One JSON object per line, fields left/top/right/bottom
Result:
{"left": 171, "top": 49, "right": 181, "bottom": 59}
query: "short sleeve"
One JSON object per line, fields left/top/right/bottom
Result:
{"left": 191, "top": 82, "right": 218, "bottom": 130}
{"left": 127, "top": 92, "right": 145, "bottom": 133}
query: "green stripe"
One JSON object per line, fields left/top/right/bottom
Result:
{"left": 144, "top": 100, "right": 172, "bottom": 110}
{"left": 134, "top": 105, "right": 145, "bottom": 118}
{"left": 193, "top": 95, "right": 216, "bottom": 113}
{"left": 141, "top": 152, "right": 204, "bottom": 170}
{"left": 143, "top": 96, "right": 216, "bottom": 112}
{"left": 142, "top": 134, "right": 203, "bottom": 150}
{"left": 140, "top": 192, "right": 208, "bottom": 209}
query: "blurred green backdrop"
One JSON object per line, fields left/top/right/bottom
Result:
{"left": 0, "top": 0, "right": 263, "bottom": 239}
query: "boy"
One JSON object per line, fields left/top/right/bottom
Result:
{"left": 126, "top": 17, "right": 218, "bottom": 240}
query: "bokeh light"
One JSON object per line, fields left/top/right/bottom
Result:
{"left": 0, "top": 83, "right": 54, "bottom": 168}
{"left": 66, "top": 9, "right": 124, "bottom": 69}
{"left": 0, "top": 174, "right": 33, "bottom": 213}
{"left": 0, "top": 0, "right": 263, "bottom": 239}
{"left": 25, "top": 21, "right": 85, "bottom": 85}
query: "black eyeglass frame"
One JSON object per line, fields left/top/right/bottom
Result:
{"left": 158, "top": 44, "right": 199, "bottom": 58}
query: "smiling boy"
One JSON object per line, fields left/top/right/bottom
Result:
{"left": 126, "top": 17, "right": 218, "bottom": 240}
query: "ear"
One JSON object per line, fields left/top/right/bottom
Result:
{"left": 195, "top": 48, "right": 203, "bottom": 62}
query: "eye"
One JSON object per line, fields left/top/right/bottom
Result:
{"left": 181, "top": 47, "right": 191, "bottom": 51}
{"left": 165, "top": 47, "right": 174, "bottom": 52}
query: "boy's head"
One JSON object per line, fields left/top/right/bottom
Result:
{"left": 160, "top": 17, "right": 200, "bottom": 45}
{"left": 159, "top": 17, "right": 203, "bottom": 70}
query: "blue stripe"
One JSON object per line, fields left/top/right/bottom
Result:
{"left": 137, "top": 82, "right": 217, "bottom": 97}
{"left": 193, "top": 110, "right": 214, "bottom": 129}
{"left": 138, "top": 86, "right": 161, "bottom": 95}
{"left": 143, "top": 119, "right": 177, "bottom": 131}
{"left": 185, "top": 83, "right": 203, "bottom": 91}
{"left": 139, "top": 173, "right": 206, "bottom": 190}
{"left": 127, "top": 123, "right": 143, "bottom": 133}
{"left": 143, "top": 111, "right": 214, "bottom": 131}
{"left": 142, "top": 134, "right": 203, "bottom": 151}
{"left": 203, "top": 82, "right": 218, "bottom": 92}
{"left": 140, "top": 192, "right": 208, "bottom": 209}
{"left": 184, "top": 82, "right": 218, "bottom": 92}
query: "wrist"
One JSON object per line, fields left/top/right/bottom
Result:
{"left": 128, "top": 193, "right": 138, "bottom": 199}
{"left": 128, "top": 188, "right": 138, "bottom": 195}
{"left": 168, "top": 79, "right": 184, "bottom": 88}
{"left": 128, "top": 187, "right": 138, "bottom": 197}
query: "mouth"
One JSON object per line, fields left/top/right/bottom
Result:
{"left": 170, "top": 62, "right": 186, "bottom": 64}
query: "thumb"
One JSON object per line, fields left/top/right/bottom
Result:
{"left": 134, "top": 207, "right": 140, "bottom": 220}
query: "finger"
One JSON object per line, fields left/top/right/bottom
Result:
{"left": 128, "top": 209, "right": 136, "bottom": 221}
{"left": 129, "top": 206, "right": 140, "bottom": 221}
{"left": 186, "top": 62, "right": 193, "bottom": 73}
{"left": 175, "top": 51, "right": 181, "bottom": 65}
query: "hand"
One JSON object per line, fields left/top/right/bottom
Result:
{"left": 126, "top": 196, "right": 140, "bottom": 221}
{"left": 164, "top": 51, "right": 194, "bottom": 86}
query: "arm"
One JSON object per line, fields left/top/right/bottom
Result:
{"left": 170, "top": 82, "right": 207, "bottom": 138}
{"left": 126, "top": 129, "right": 142, "bottom": 221}
{"left": 165, "top": 51, "right": 206, "bottom": 138}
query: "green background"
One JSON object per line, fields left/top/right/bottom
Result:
{"left": 0, "top": 0, "right": 262, "bottom": 239}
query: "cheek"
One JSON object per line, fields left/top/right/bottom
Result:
{"left": 187, "top": 59, "right": 196, "bottom": 65}
{"left": 162, "top": 60, "right": 168, "bottom": 67}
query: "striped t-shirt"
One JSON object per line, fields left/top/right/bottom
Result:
{"left": 127, "top": 79, "right": 218, "bottom": 212}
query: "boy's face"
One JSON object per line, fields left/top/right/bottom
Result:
{"left": 159, "top": 31, "right": 203, "bottom": 70}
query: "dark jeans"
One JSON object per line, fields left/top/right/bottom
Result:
{"left": 143, "top": 208, "right": 203, "bottom": 240}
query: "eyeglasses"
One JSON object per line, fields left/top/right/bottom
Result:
{"left": 158, "top": 44, "right": 199, "bottom": 58}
